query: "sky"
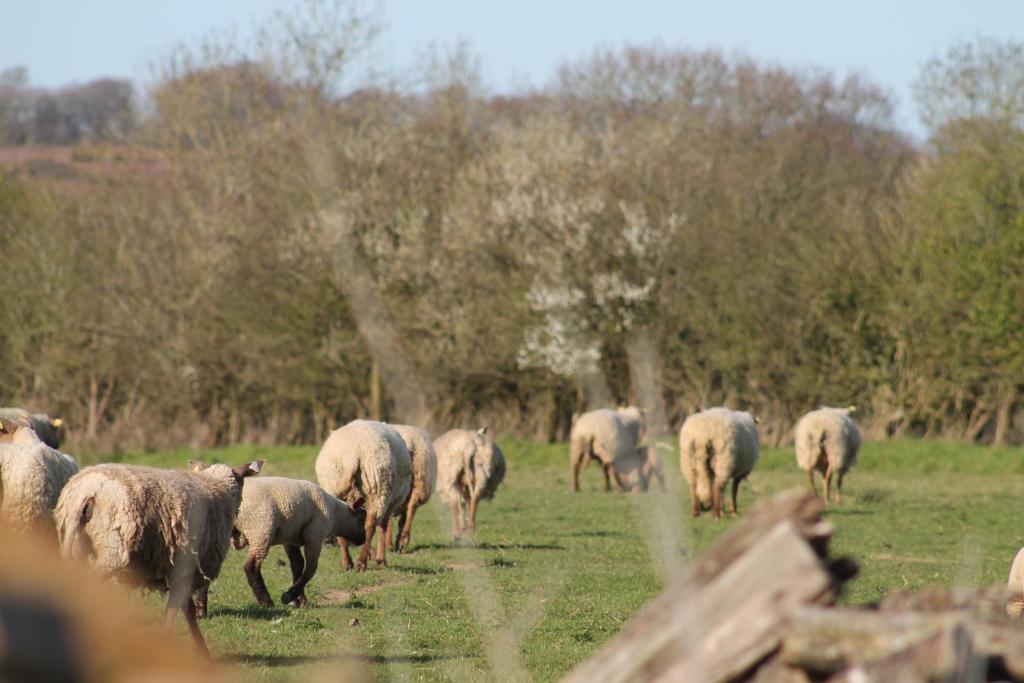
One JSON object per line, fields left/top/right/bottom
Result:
{"left": 1, "top": 0, "right": 1022, "bottom": 136}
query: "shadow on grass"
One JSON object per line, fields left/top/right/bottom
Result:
{"left": 568, "top": 530, "right": 623, "bottom": 538}
{"left": 390, "top": 564, "right": 445, "bottom": 575}
{"left": 824, "top": 508, "right": 874, "bottom": 517}
{"left": 225, "top": 652, "right": 461, "bottom": 667}
{"left": 211, "top": 605, "right": 288, "bottom": 620}
{"left": 413, "top": 542, "right": 566, "bottom": 551}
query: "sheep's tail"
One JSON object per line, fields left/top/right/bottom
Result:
{"left": 696, "top": 443, "right": 714, "bottom": 508}
{"left": 54, "top": 484, "right": 96, "bottom": 562}
{"left": 683, "top": 436, "right": 713, "bottom": 508}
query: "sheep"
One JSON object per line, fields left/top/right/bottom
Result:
{"left": 387, "top": 424, "right": 438, "bottom": 553}
{"left": 569, "top": 406, "right": 646, "bottom": 492}
{"left": 616, "top": 444, "right": 667, "bottom": 493}
{"left": 0, "top": 417, "right": 79, "bottom": 535}
{"left": 794, "top": 406, "right": 861, "bottom": 506}
{"left": 0, "top": 406, "right": 63, "bottom": 449}
{"left": 1009, "top": 547, "right": 1024, "bottom": 618}
{"left": 314, "top": 419, "right": 412, "bottom": 572}
{"left": 53, "top": 458, "right": 264, "bottom": 655}
{"left": 192, "top": 474, "right": 367, "bottom": 614}
{"left": 434, "top": 427, "right": 506, "bottom": 537}
{"left": 678, "top": 407, "right": 760, "bottom": 518}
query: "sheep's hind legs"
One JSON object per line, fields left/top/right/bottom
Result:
{"left": 282, "top": 543, "right": 319, "bottom": 606}
{"left": 396, "top": 495, "right": 419, "bottom": 552}
{"left": 339, "top": 537, "right": 354, "bottom": 571}
{"left": 355, "top": 511, "right": 379, "bottom": 572}
{"left": 244, "top": 554, "right": 274, "bottom": 607}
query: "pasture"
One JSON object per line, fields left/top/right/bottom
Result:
{"left": 93, "top": 438, "right": 1024, "bottom": 682}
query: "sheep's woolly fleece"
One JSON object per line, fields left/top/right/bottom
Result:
{"left": 678, "top": 407, "right": 759, "bottom": 509}
{"left": 54, "top": 463, "right": 245, "bottom": 588}
{"left": 315, "top": 419, "right": 413, "bottom": 523}
{"left": 1008, "top": 547, "right": 1024, "bottom": 619}
{"left": 794, "top": 407, "right": 861, "bottom": 475}
{"left": 434, "top": 428, "right": 506, "bottom": 505}
{"left": 0, "top": 425, "right": 79, "bottom": 533}
{"left": 569, "top": 407, "right": 645, "bottom": 468}
{"left": 392, "top": 424, "right": 438, "bottom": 507}
{"left": 232, "top": 476, "right": 364, "bottom": 551}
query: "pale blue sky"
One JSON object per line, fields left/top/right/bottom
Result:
{"left": 1, "top": 1, "right": 1022, "bottom": 135}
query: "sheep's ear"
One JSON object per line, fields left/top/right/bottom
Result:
{"left": 244, "top": 460, "right": 265, "bottom": 477}
{"left": 0, "top": 418, "right": 12, "bottom": 435}
{"left": 51, "top": 417, "right": 63, "bottom": 428}
{"left": 188, "top": 460, "right": 206, "bottom": 473}
{"left": 477, "top": 427, "right": 488, "bottom": 435}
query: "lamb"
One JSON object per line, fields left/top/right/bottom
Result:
{"left": 616, "top": 444, "right": 667, "bottom": 493}
{"left": 0, "top": 406, "right": 63, "bottom": 449}
{"left": 0, "top": 417, "right": 79, "bottom": 535}
{"left": 314, "top": 419, "right": 412, "bottom": 572}
{"left": 678, "top": 407, "right": 760, "bottom": 518}
{"left": 1008, "top": 547, "right": 1024, "bottom": 618}
{"left": 794, "top": 406, "right": 861, "bottom": 506}
{"left": 193, "top": 474, "right": 366, "bottom": 614}
{"left": 53, "top": 458, "right": 264, "bottom": 655}
{"left": 387, "top": 424, "right": 438, "bottom": 552}
{"left": 569, "top": 406, "right": 646, "bottom": 492}
{"left": 434, "top": 427, "right": 506, "bottom": 537}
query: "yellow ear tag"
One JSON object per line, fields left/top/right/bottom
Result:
{"left": 52, "top": 418, "right": 63, "bottom": 428}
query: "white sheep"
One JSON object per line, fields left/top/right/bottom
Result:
{"left": 314, "top": 419, "right": 412, "bottom": 571}
{"left": 0, "top": 417, "right": 79, "bottom": 535}
{"left": 434, "top": 427, "right": 506, "bottom": 537}
{"left": 1008, "top": 547, "right": 1024, "bottom": 618}
{"left": 0, "top": 407, "right": 63, "bottom": 449}
{"left": 678, "top": 407, "right": 760, "bottom": 518}
{"left": 616, "top": 444, "right": 667, "bottom": 493}
{"left": 569, "top": 406, "right": 646, "bottom": 492}
{"left": 54, "top": 458, "right": 264, "bottom": 655}
{"left": 192, "top": 474, "right": 366, "bottom": 614}
{"left": 794, "top": 406, "right": 861, "bottom": 506}
{"left": 387, "top": 424, "right": 438, "bottom": 552}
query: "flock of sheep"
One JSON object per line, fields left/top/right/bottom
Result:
{"left": 5, "top": 400, "right": 1023, "bottom": 659}
{"left": 0, "top": 412, "right": 504, "bottom": 655}
{"left": 569, "top": 404, "right": 860, "bottom": 516}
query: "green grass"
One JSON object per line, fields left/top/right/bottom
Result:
{"left": 102, "top": 437, "right": 1024, "bottom": 682}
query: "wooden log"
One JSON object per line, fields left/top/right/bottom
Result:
{"left": 562, "top": 490, "right": 855, "bottom": 683}
{"left": 779, "top": 607, "right": 954, "bottom": 674}
{"left": 823, "top": 620, "right": 978, "bottom": 683}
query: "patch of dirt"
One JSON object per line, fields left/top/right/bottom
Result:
{"left": 321, "top": 581, "right": 403, "bottom": 605}
{"left": 446, "top": 561, "right": 484, "bottom": 572}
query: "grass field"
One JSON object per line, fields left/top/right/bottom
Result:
{"left": 91, "top": 438, "right": 1024, "bottom": 682}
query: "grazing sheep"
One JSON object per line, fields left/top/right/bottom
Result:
{"left": 616, "top": 444, "right": 667, "bottom": 493}
{"left": 387, "top": 424, "right": 438, "bottom": 552}
{"left": 679, "top": 408, "right": 760, "bottom": 518}
{"left": 0, "top": 407, "right": 63, "bottom": 449}
{"left": 794, "top": 406, "right": 861, "bottom": 506}
{"left": 314, "top": 419, "right": 412, "bottom": 572}
{"left": 193, "top": 474, "right": 366, "bottom": 614}
{"left": 434, "top": 427, "right": 506, "bottom": 537}
{"left": 54, "top": 458, "right": 264, "bottom": 655}
{"left": 569, "top": 406, "right": 646, "bottom": 492}
{"left": 0, "top": 417, "right": 79, "bottom": 535}
{"left": 1008, "top": 547, "right": 1024, "bottom": 618}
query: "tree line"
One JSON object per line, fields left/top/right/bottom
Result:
{"left": 1, "top": 5, "right": 1021, "bottom": 451}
